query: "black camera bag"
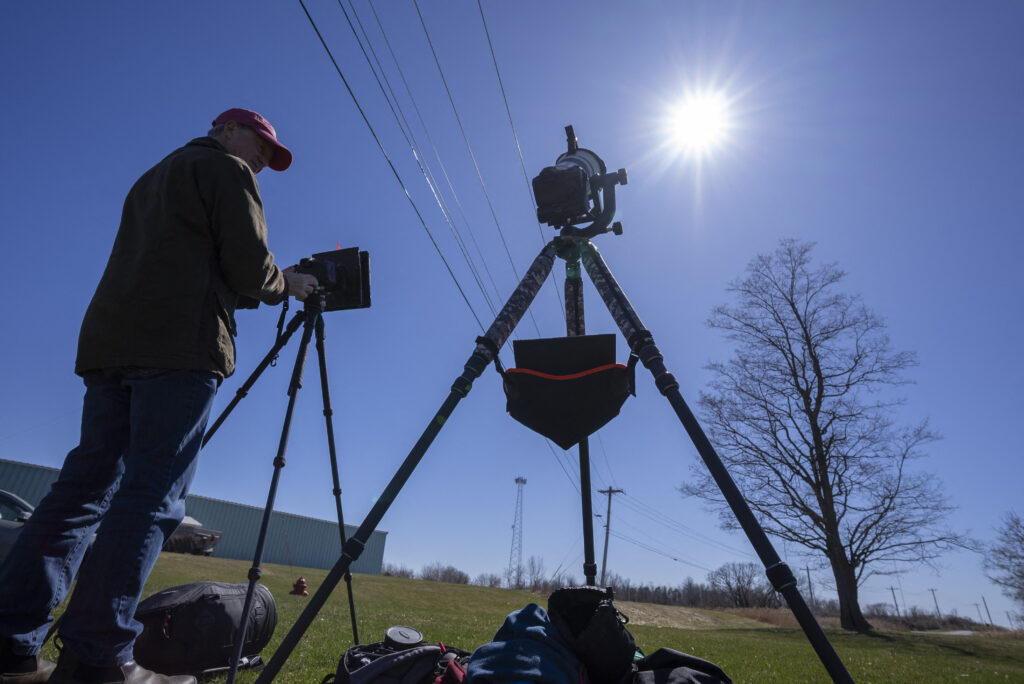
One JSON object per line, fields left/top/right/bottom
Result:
{"left": 326, "top": 626, "right": 470, "bottom": 684}
{"left": 547, "top": 586, "right": 636, "bottom": 684}
{"left": 133, "top": 581, "right": 277, "bottom": 676}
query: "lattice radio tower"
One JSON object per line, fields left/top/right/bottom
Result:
{"left": 507, "top": 477, "right": 527, "bottom": 588}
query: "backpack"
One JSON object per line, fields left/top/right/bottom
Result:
{"left": 546, "top": 586, "right": 636, "bottom": 684}
{"left": 326, "top": 626, "right": 470, "bottom": 684}
{"left": 546, "top": 588, "right": 733, "bottom": 684}
{"left": 133, "top": 581, "right": 277, "bottom": 676}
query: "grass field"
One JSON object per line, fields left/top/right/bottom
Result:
{"left": 41, "top": 554, "right": 1024, "bottom": 683}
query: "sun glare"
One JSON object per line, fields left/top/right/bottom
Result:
{"left": 668, "top": 93, "right": 730, "bottom": 155}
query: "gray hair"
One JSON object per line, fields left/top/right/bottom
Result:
{"left": 208, "top": 123, "right": 227, "bottom": 138}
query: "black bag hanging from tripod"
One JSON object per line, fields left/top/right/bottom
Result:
{"left": 133, "top": 581, "right": 277, "bottom": 676}
{"left": 501, "top": 334, "right": 636, "bottom": 449}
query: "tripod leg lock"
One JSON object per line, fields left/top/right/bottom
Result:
{"left": 629, "top": 335, "right": 680, "bottom": 396}
{"left": 765, "top": 561, "right": 798, "bottom": 592}
{"left": 341, "top": 537, "right": 365, "bottom": 562}
{"left": 452, "top": 349, "right": 492, "bottom": 397}
{"left": 248, "top": 567, "right": 263, "bottom": 582}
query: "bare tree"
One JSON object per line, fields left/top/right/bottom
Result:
{"left": 525, "top": 556, "right": 547, "bottom": 591}
{"left": 683, "top": 239, "right": 966, "bottom": 632}
{"left": 985, "top": 511, "right": 1024, "bottom": 614}
{"left": 473, "top": 572, "right": 504, "bottom": 588}
{"left": 420, "top": 562, "right": 469, "bottom": 584}
{"left": 381, "top": 562, "right": 415, "bottom": 579}
{"left": 707, "top": 562, "right": 779, "bottom": 608}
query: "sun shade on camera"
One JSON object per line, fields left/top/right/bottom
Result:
{"left": 501, "top": 334, "right": 636, "bottom": 449}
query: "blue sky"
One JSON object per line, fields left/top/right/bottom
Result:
{"left": 2, "top": 1, "right": 1022, "bottom": 630}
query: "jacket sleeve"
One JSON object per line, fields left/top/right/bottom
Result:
{"left": 203, "top": 155, "right": 287, "bottom": 306}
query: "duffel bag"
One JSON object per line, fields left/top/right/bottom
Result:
{"left": 134, "top": 581, "right": 277, "bottom": 676}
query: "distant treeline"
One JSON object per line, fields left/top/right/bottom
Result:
{"left": 380, "top": 559, "right": 999, "bottom": 631}
{"left": 382, "top": 559, "right": 786, "bottom": 609}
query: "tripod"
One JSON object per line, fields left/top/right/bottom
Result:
{"left": 252, "top": 237, "right": 854, "bottom": 684}
{"left": 200, "top": 293, "right": 360, "bottom": 684}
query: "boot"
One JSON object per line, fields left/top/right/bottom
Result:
{"left": 48, "top": 655, "right": 195, "bottom": 684}
{"left": 0, "top": 639, "right": 56, "bottom": 684}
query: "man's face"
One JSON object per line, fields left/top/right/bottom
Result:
{"left": 221, "top": 122, "right": 275, "bottom": 174}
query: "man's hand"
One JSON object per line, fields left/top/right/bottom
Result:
{"left": 283, "top": 266, "right": 319, "bottom": 301}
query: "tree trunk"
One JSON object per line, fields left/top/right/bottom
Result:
{"left": 830, "top": 551, "right": 872, "bottom": 632}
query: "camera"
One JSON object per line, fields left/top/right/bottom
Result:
{"left": 296, "top": 247, "right": 371, "bottom": 312}
{"left": 532, "top": 125, "right": 627, "bottom": 238}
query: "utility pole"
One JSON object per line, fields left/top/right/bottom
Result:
{"left": 929, "top": 588, "right": 941, "bottom": 620}
{"left": 805, "top": 566, "right": 816, "bottom": 609}
{"left": 507, "top": 477, "right": 526, "bottom": 589}
{"left": 981, "top": 596, "right": 993, "bottom": 626}
{"left": 973, "top": 603, "right": 984, "bottom": 624}
{"left": 889, "top": 587, "right": 902, "bottom": 619}
{"left": 598, "top": 487, "right": 624, "bottom": 585}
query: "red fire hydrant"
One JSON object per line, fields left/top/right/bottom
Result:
{"left": 290, "top": 576, "right": 309, "bottom": 596}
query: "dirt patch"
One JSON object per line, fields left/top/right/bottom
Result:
{"left": 615, "top": 601, "right": 770, "bottom": 630}
{"left": 719, "top": 607, "right": 839, "bottom": 630}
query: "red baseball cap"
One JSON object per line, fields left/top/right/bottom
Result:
{"left": 212, "top": 108, "right": 293, "bottom": 171}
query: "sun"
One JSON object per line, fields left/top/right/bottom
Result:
{"left": 667, "top": 92, "right": 731, "bottom": 155}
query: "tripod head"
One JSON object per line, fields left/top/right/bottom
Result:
{"left": 532, "top": 125, "right": 627, "bottom": 240}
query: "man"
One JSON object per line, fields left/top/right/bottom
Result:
{"left": 0, "top": 109, "right": 318, "bottom": 684}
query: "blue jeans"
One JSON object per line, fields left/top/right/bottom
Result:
{"left": 0, "top": 367, "right": 218, "bottom": 666}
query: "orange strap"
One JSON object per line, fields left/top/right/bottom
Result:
{"left": 505, "top": 363, "right": 626, "bottom": 381}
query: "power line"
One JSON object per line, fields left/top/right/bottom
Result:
{"left": 365, "top": 0, "right": 509, "bottom": 318}
{"left": 550, "top": 534, "right": 583, "bottom": 582}
{"left": 336, "top": 0, "right": 500, "bottom": 319}
{"left": 296, "top": 0, "right": 485, "bottom": 331}
{"left": 542, "top": 437, "right": 580, "bottom": 495}
{"left": 616, "top": 493, "right": 755, "bottom": 559}
{"left": 476, "top": 0, "right": 563, "bottom": 317}
{"left": 593, "top": 431, "right": 618, "bottom": 489}
{"left": 412, "top": 0, "right": 542, "bottom": 337}
{"left": 609, "top": 530, "right": 713, "bottom": 573}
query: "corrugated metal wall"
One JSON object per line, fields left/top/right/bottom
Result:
{"left": 0, "top": 458, "right": 385, "bottom": 574}
{"left": 0, "top": 459, "right": 56, "bottom": 507}
{"left": 184, "top": 494, "right": 385, "bottom": 574}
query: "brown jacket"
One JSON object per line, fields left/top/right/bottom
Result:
{"left": 76, "top": 137, "right": 287, "bottom": 378}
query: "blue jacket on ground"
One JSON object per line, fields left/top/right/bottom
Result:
{"left": 466, "top": 603, "right": 581, "bottom": 684}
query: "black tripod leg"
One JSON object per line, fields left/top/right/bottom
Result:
{"left": 314, "top": 315, "right": 360, "bottom": 645}
{"left": 226, "top": 310, "right": 317, "bottom": 684}
{"left": 203, "top": 309, "right": 306, "bottom": 448}
{"left": 564, "top": 253, "right": 598, "bottom": 586}
{"left": 577, "top": 438, "right": 598, "bottom": 585}
{"left": 254, "top": 242, "right": 559, "bottom": 684}
{"left": 580, "top": 241, "right": 853, "bottom": 684}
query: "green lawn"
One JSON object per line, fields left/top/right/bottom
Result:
{"left": 42, "top": 554, "right": 1024, "bottom": 683}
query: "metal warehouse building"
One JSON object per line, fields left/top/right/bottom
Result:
{"left": 0, "top": 458, "right": 386, "bottom": 575}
